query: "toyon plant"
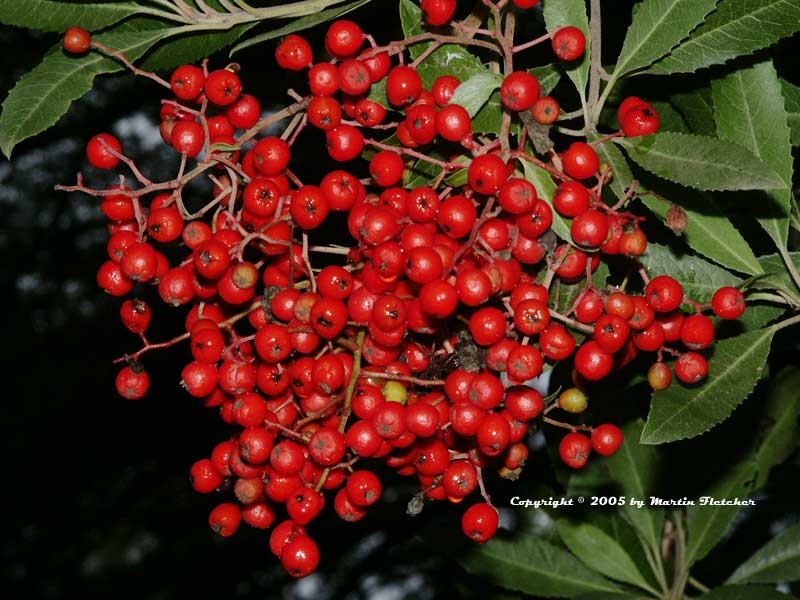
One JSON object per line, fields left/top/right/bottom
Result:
{"left": 3, "top": 0, "right": 800, "bottom": 598}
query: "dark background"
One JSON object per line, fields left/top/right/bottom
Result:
{"left": 1, "top": 2, "right": 798, "bottom": 598}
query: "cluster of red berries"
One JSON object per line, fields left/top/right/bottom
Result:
{"left": 64, "top": 0, "right": 746, "bottom": 579}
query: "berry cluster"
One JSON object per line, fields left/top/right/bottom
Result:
{"left": 61, "top": 0, "right": 746, "bottom": 579}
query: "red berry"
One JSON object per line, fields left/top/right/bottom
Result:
{"left": 571, "top": 209, "right": 609, "bottom": 248}
{"left": 712, "top": 287, "right": 746, "bottom": 319}
{"left": 421, "top": 0, "right": 457, "bottom": 25}
{"left": 308, "top": 62, "right": 340, "bottom": 95}
{"left": 326, "top": 124, "right": 364, "bottom": 162}
{"left": 170, "top": 65, "right": 205, "bottom": 100}
{"left": 338, "top": 58, "right": 372, "bottom": 96}
{"left": 574, "top": 341, "right": 613, "bottom": 381}
{"left": 86, "top": 133, "right": 121, "bottom": 169}
{"left": 504, "top": 385, "right": 544, "bottom": 421}
{"left": 591, "top": 424, "right": 624, "bottom": 456}
{"left": 461, "top": 502, "right": 498, "bottom": 543}
{"left": 675, "top": 352, "right": 708, "bottom": 384}
{"left": 432, "top": 75, "right": 459, "bottom": 106}
{"left": 442, "top": 460, "right": 477, "bottom": 498}
{"left": 513, "top": 299, "right": 550, "bottom": 335}
{"left": 120, "top": 299, "right": 151, "bottom": 333}
{"left": 437, "top": 194, "right": 477, "bottom": 238}
{"left": 307, "top": 95, "right": 342, "bottom": 130}
{"left": 115, "top": 363, "right": 149, "bottom": 399}
{"left": 226, "top": 94, "right": 261, "bottom": 129}
{"left": 386, "top": 65, "right": 422, "bottom": 106}
{"left": 171, "top": 121, "right": 205, "bottom": 157}
{"left": 621, "top": 104, "right": 660, "bottom": 137}
{"left": 276, "top": 34, "right": 312, "bottom": 71}
{"left": 500, "top": 71, "right": 540, "bottom": 111}
{"left": 204, "top": 69, "right": 242, "bottom": 106}
{"left": 552, "top": 26, "right": 586, "bottom": 61}
{"left": 468, "top": 154, "right": 509, "bottom": 196}
{"left": 208, "top": 503, "right": 241, "bottom": 537}
{"left": 562, "top": 141, "right": 599, "bottom": 179}
{"left": 190, "top": 458, "right": 223, "bottom": 493}
{"left": 477, "top": 413, "right": 512, "bottom": 456}
{"left": 346, "top": 470, "right": 382, "bottom": 506}
{"left": 270, "top": 520, "right": 306, "bottom": 556}
{"left": 281, "top": 535, "right": 319, "bottom": 577}
{"left": 252, "top": 136, "right": 290, "bottom": 176}
{"left": 680, "top": 314, "right": 715, "bottom": 350}
{"left": 531, "top": 96, "right": 560, "bottom": 124}
{"left": 498, "top": 177, "right": 537, "bottom": 214}
{"left": 469, "top": 307, "right": 507, "bottom": 346}
{"left": 646, "top": 275, "right": 684, "bottom": 312}
{"left": 63, "top": 27, "right": 91, "bottom": 54}
{"left": 559, "top": 432, "right": 591, "bottom": 469}
{"left": 593, "top": 314, "right": 630, "bottom": 354}
{"left": 553, "top": 181, "right": 589, "bottom": 217}
{"left": 436, "top": 104, "right": 472, "bottom": 141}
{"left": 370, "top": 150, "right": 405, "bottom": 187}
{"left": 325, "top": 20, "right": 364, "bottom": 57}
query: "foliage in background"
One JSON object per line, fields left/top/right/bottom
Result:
{"left": 1, "top": 1, "right": 800, "bottom": 599}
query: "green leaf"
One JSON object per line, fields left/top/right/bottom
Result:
{"left": 553, "top": 261, "right": 610, "bottom": 313}
{"left": 712, "top": 61, "right": 793, "bottom": 249}
{"left": 471, "top": 89, "right": 505, "bottom": 135}
{"left": 416, "top": 47, "right": 485, "bottom": 90}
{"left": 229, "top": 0, "right": 372, "bottom": 56}
{"left": 399, "top": 0, "right": 425, "bottom": 58}
{"left": 595, "top": 139, "right": 762, "bottom": 274}
{"left": 781, "top": 79, "right": 800, "bottom": 146}
{"left": 700, "top": 585, "right": 799, "bottom": 600}
{"left": 728, "top": 522, "right": 800, "bottom": 583}
{"left": 145, "top": 22, "right": 257, "bottom": 69}
{"left": 648, "top": 100, "right": 690, "bottom": 133}
{"left": 521, "top": 160, "right": 571, "bottom": 241}
{"left": 613, "top": 0, "right": 717, "bottom": 77}
{"left": 686, "top": 461, "right": 757, "bottom": 565}
{"left": 575, "top": 594, "right": 651, "bottom": 600}
{"left": 604, "top": 420, "right": 664, "bottom": 554}
{"left": 0, "top": 27, "right": 171, "bottom": 158}
{"left": 531, "top": 64, "right": 562, "bottom": 96}
{"left": 757, "top": 252, "right": 800, "bottom": 287}
{"left": 449, "top": 72, "right": 501, "bottom": 117}
{"left": 556, "top": 521, "right": 655, "bottom": 591}
{"left": 543, "top": 0, "right": 590, "bottom": 102}
{"left": 670, "top": 87, "right": 716, "bottom": 136}
{"left": 639, "top": 244, "right": 742, "bottom": 302}
{"left": 452, "top": 534, "right": 623, "bottom": 597}
{"left": 646, "top": 0, "right": 800, "bottom": 75}
{"left": 0, "top": 0, "right": 141, "bottom": 32}
{"left": 644, "top": 196, "right": 762, "bottom": 276}
{"left": 615, "top": 132, "right": 784, "bottom": 192}
{"left": 750, "top": 367, "right": 800, "bottom": 487}
{"left": 730, "top": 303, "right": 786, "bottom": 334}
{"left": 641, "top": 327, "right": 775, "bottom": 444}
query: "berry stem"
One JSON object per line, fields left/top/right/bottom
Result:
{"left": 586, "top": 0, "right": 603, "bottom": 132}
{"left": 315, "top": 330, "right": 366, "bottom": 492}
{"left": 338, "top": 330, "right": 366, "bottom": 434}
{"left": 359, "top": 371, "right": 445, "bottom": 387}
{"left": 777, "top": 244, "right": 800, "bottom": 294}
{"left": 475, "top": 466, "right": 493, "bottom": 507}
{"left": 542, "top": 415, "right": 592, "bottom": 433}
{"left": 365, "top": 138, "right": 464, "bottom": 171}
{"left": 511, "top": 31, "right": 553, "bottom": 55}
{"left": 548, "top": 308, "right": 594, "bottom": 335}
{"left": 90, "top": 41, "right": 171, "bottom": 89}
